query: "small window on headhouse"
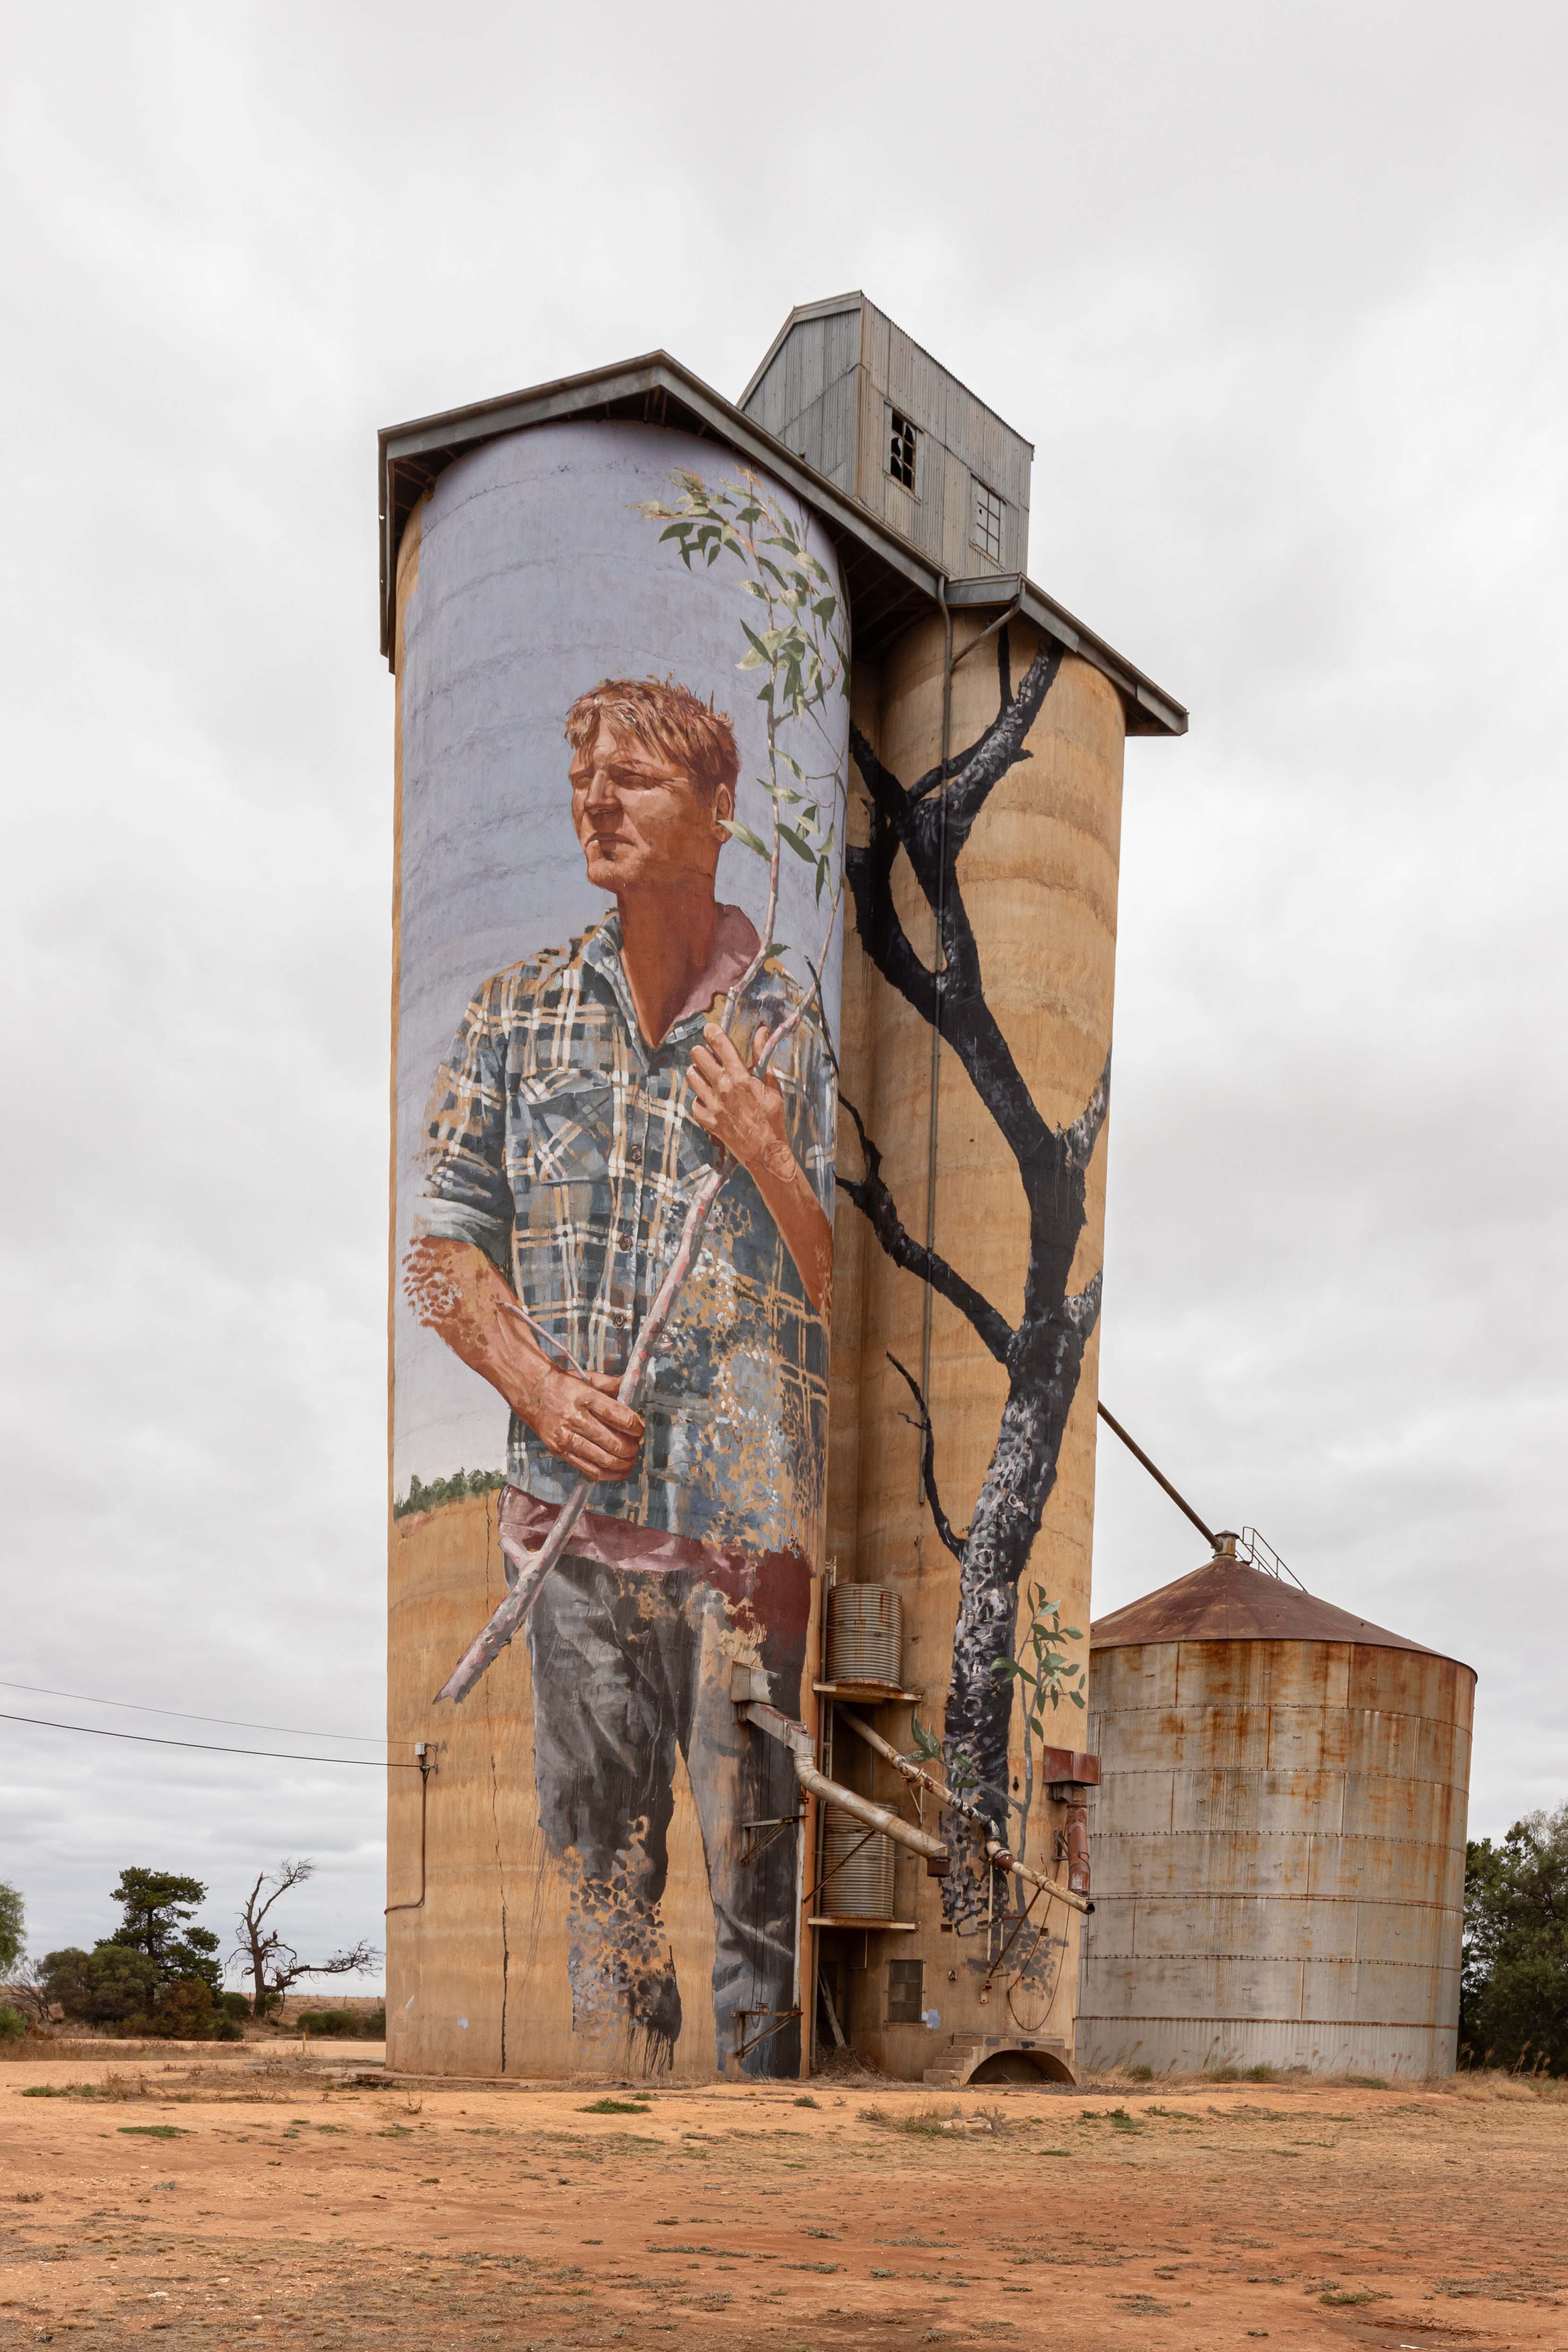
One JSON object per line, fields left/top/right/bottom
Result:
{"left": 972, "top": 479, "right": 1004, "bottom": 564}
{"left": 887, "top": 1958, "right": 924, "bottom": 2023}
{"left": 887, "top": 409, "right": 918, "bottom": 490}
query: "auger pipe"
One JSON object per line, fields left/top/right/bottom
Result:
{"left": 741, "top": 1703, "right": 948, "bottom": 1863}
{"left": 984, "top": 1839, "right": 1094, "bottom": 1916}
{"left": 835, "top": 1706, "right": 993, "bottom": 1829}
{"left": 741, "top": 1703, "right": 1092, "bottom": 1906}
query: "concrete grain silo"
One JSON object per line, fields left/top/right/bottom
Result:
{"left": 378, "top": 300, "right": 1186, "bottom": 2083}
{"left": 1075, "top": 1540, "right": 1475, "bottom": 2079}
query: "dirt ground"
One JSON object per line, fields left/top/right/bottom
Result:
{"left": 1, "top": 2043, "right": 1564, "bottom": 2351}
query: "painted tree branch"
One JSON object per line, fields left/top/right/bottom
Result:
{"left": 843, "top": 626, "right": 1107, "bottom": 1931}
{"left": 886, "top": 1352, "right": 966, "bottom": 1563}
{"left": 837, "top": 1093, "right": 1013, "bottom": 1367}
{"left": 846, "top": 641, "right": 1067, "bottom": 1187}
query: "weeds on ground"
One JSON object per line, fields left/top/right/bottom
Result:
{"left": 578, "top": 2097, "right": 650, "bottom": 2115}
{"left": 1442, "top": 2068, "right": 1568, "bottom": 2104}
{"left": 860, "top": 2103, "right": 1008, "bottom": 2137}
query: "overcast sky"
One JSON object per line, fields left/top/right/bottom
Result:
{"left": 3, "top": 0, "right": 1563, "bottom": 1983}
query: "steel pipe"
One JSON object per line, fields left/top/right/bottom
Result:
{"left": 984, "top": 1839, "right": 1093, "bottom": 1916}
{"left": 835, "top": 1705, "right": 991, "bottom": 1829}
{"left": 741, "top": 1701, "right": 948, "bottom": 1863}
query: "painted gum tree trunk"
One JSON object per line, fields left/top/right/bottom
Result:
{"left": 842, "top": 624, "right": 1118, "bottom": 1929}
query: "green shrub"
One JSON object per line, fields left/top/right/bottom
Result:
{"left": 0, "top": 1882, "right": 24, "bottom": 1977}
{"left": 296, "top": 2007, "right": 384, "bottom": 2038}
{"left": 0, "top": 2002, "right": 27, "bottom": 2042}
{"left": 43, "top": 1945, "right": 159, "bottom": 2026}
{"left": 217, "top": 1992, "right": 251, "bottom": 2022}
{"left": 145, "top": 1980, "right": 220, "bottom": 2039}
{"left": 106, "top": 1979, "right": 224, "bottom": 2041}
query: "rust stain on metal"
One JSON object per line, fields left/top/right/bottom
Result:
{"left": 1090, "top": 1554, "right": 1471, "bottom": 1669}
{"left": 1078, "top": 1553, "right": 1477, "bottom": 2078}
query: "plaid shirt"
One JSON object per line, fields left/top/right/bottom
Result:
{"left": 414, "top": 912, "right": 835, "bottom": 1561}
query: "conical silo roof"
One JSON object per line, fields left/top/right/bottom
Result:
{"left": 1090, "top": 1552, "right": 1445, "bottom": 1657}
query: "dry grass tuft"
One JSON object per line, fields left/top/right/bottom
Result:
{"left": 860, "top": 2101, "right": 1009, "bottom": 2138}
{"left": 1440, "top": 2068, "right": 1568, "bottom": 2104}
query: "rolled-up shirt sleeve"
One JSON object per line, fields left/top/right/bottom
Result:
{"left": 413, "top": 980, "right": 514, "bottom": 1270}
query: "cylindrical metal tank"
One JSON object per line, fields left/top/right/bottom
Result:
{"left": 821, "top": 1814, "right": 896, "bottom": 1920}
{"left": 826, "top": 1584, "right": 903, "bottom": 1686}
{"left": 1075, "top": 1542, "right": 1475, "bottom": 2078}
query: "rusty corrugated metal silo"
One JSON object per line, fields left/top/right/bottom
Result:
{"left": 1075, "top": 1540, "right": 1475, "bottom": 2079}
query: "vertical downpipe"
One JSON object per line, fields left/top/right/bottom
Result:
{"left": 918, "top": 575, "right": 955, "bottom": 1473}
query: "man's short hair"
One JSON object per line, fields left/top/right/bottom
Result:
{"left": 564, "top": 677, "right": 739, "bottom": 805}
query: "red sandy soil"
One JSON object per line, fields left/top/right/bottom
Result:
{"left": 1, "top": 2043, "right": 1564, "bottom": 2350}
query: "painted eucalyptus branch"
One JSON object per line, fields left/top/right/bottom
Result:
{"left": 837, "top": 1094, "right": 1012, "bottom": 1366}
{"left": 886, "top": 1352, "right": 965, "bottom": 1563}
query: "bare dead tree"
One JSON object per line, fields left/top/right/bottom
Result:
{"left": 3, "top": 1956, "right": 54, "bottom": 2027}
{"left": 229, "top": 1859, "right": 380, "bottom": 2019}
{"left": 842, "top": 629, "right": 1107, "bottom": 1929}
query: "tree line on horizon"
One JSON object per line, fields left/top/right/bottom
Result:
{"left": 0, "top": 1861, "right": 380, "bottom": 2042}
{"left": 1461, "top": 1802, "right": 1568, "bottom": 2076}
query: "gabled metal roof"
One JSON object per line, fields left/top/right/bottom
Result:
{"left": 377, "top": 350, "right": 1187, "bottom": 738}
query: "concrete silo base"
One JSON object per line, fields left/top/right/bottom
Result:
{"left": 923, "top": 2037, "right": 1077, "bottom": 2087}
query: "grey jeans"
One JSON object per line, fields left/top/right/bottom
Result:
{"left": 526, "top": 1552, "right": 808, "bottom": 2077}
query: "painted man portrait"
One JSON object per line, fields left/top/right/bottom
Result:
{"left": 406, "top": 676, "right": 834, "bottom": 2076}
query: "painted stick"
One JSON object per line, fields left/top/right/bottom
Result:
{"left": 433, "top": 1153, "right": 730, "bottom": 1705}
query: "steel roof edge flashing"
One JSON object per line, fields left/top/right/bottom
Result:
{"left": 377, "top": 351, "right": 1187, "bottom": 737}
{"left": 944, "top": 575, "right": 1187, "bottom": 737}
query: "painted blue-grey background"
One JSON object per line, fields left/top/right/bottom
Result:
{"left": 394, "top": 420, "right": 848, "bottom": 1494}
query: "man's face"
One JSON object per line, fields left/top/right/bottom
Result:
{"left": 569, "top": 714, "right": 732, "bottom": 896}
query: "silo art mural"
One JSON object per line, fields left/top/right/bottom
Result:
{"left": 391, "top": 424, "right": 846, "bottom": 2079}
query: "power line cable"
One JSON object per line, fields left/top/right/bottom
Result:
{"left": 0, "top": 1679, "right": 391, "bottom": 1746}
{"left": 0, "top": 1710, "right": 420, "bottom": 1769}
